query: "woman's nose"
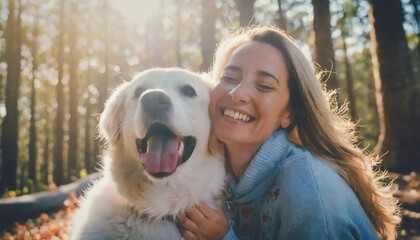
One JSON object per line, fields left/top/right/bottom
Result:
{"left": 228, "top": 82, "right": 252, "bottom": 103}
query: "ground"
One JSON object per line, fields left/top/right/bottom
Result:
{"left": 1, "top": 172, "right": 420, "bottom": 240}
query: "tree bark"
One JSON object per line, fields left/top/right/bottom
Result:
{"left": 98, "top": 0, "right": 109, "bottom": 114}
{"left": 200, "top": 0, "right": 217, "bottom": 72}
{"left": 175, "top": 0, "right": 182, "bottom": 68}
{"left": 369, "top": 0, "right": 420, "bottom": 172}
{"left": 53, "top": 0, "right": 65, "bottom": 186}
{"left": 237, "top": 0, "right": 255, "bottom": 27}
{"left": 145, "top": 0, "right": 164, "bottom": 68}
{"left": 410, "top": 0, "right": 420, "bottom": 56}
{"left": 339, "top": 17, "right": 358, "bottom": 123}
{"left": 28, "top": 21, "right": 39, "bottom": 190}
{"left": 1, "top": 0, "right": 22, "bottom": 194}
{"left": 311, "top": 0, "right": 338, "bottom": 90}
{"left": 84, "top": 59, "right": 92, "bottom": 174}
{"left": 67, "top": 1, "right": 79, "bottom": 182}
{"left": 42, "top": 118, "right": 50, "bottom": 185}
{"left": 276, "top": 0, "right": 287, "bottom": 31}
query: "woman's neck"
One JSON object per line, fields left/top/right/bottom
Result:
{"left": 225, "top": 143, "right": 261, "bottom": 179}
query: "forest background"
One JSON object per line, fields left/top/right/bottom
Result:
{"left": 0, "top": 0, "right": 420, "bottom": 238}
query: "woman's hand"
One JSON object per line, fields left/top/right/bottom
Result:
{"left": 176, "top": 202, "right": 229, "bottom": 240}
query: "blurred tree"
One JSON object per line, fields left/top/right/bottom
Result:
{"left": 97, "top": 0, "right": 110, "bottom": 114}
{"left": 175, "top": 0, "right": 182, "bottom": 67}
{"left": 337, "top": 11, "right": 357, "bottom": 122}
{"left": 41, "top": 117, "right": 50, "bottom": 185}
{"left": 146, "top": 0, "right": 164, "bottom": 67}
{"left": 237, "top": 0, "right": 255, "bottom": 27}
{"left": 200, "top": 0, "right": 217, "bottom": 72}
{"left": 411, "top": 0, "right": 420, "bottom": 55}
{"left": 67, "top": 0, "right": 80, "bottom": 182}
{"left": 276, "top": 0, "right": 287, "bottom": 31}
{"left": 28, "top": 12, "right": 40, "bottom": 190}
{"left": 311, "top": 0, "right": 338, "bottom": 90}
{"left": 53, "top": 0, "right": 66, "bottom": 186}
{"left": 84, "top": 57, "right": 92, "bottom": 174}
{"left": 369, "top": 0, "right": 420, "bottom": 172}
{"left": 1, "top": 0, "right": 22, "bottom": 194}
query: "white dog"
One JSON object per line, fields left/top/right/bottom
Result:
{"left": 71, "top": 68, "right": 225, "bottom": 240}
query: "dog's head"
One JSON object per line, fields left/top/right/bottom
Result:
{"left": 99, "top": 68, "right": 212, "bottom": 180}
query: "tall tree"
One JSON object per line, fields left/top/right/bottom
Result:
{"left": 338, "top": 13, "right": 357, "bottom": 122}
{"left": 200, "top": 0, "right": 217, "bottom": 72}
{"left": 411, "top": 0, "right": 420, "bottom": 55}
{"left": 175, "top": 0, "right": 182, "bottom": 68}
{"left": 1, "top": 0, "right": 22, "bottom": 194}
{"left": 98, "top": 0, "right": 110, "bottom": 113}
{"left": 145, "top": 0, "right": 164, "bottom": 67}
{"left": 237, "top": 0, "right": 255, "bottom": 27}
{"left": 311, "top": 0, "right": 338, "bottom": 90}
{"left": 42, "top": 118, "right": 50, "bottom": 185}
{"left": 67, "top": 1, "right": 79, "bottom": 181}
{"left": 53, "top": 0, "right": 66, "bottom": 186}
{"left": 369, "top": 0, "right": 420, "bottom": 172}
{"left": 84, "top": 60, "right": 92, "bottom": 174}
{"left": 28, "top": 15, "right": 40, "bottom": 189}
{"left": 276, "top": 0, "right": 287, "bottom": 31}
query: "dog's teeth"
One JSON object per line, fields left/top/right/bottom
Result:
{"left": 178, "top": 140, "right": 184, "bottom": 154}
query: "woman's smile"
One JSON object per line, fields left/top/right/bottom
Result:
{"left": 210, "top": 41, "right": 292, "bottom": 150}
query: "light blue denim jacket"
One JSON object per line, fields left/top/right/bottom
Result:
{"left": 222, "top": 130, "right": 379, "bottom": 240}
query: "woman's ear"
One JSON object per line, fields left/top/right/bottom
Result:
{"left": 98, "top": 83, "right": 127, "bottom": 145}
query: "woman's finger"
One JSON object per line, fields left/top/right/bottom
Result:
{"left": 180, "top": 228, "right": 198, "bottom": 240}
{"left": 176, "top": 214, "right": 199, "bottom": 232}
{"left": 186, "top": 207, "right": 207, "bottom": 223}
{"left": 197, "top": 202, "right": 218, "bottom": 219}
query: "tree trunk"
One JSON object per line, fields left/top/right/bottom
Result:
{"left": 340, "top": 28, "right": 358, "bottom": 123}
{"left": 311, "top": 0, "right": 338, "bottom": 90}
{"left": 369, "top": 0, "right": 420, "bottom": 172}
{"left": 98, "top": 0, "right": 109, "bottom": 114}
{"left": 410, "top": 0, "right": 420, "bottom": 55}
{"left": 276, "top": 0, "right": 287, "bottom": 31}
{"left": 237, "top": 0, "right": 255, "bottom": 27}
{"left": 1, "top": 0, "right": 22, "bottom": 194}
{"left": 175, "top": 0, "right": 182, "bottom": 68}
{"left": 53, "top": 0, "right": 65, "bottom": 186}
{"left": 146, "top": 0, "right": 164, "bottom": 68}
{"left": 67, "top": 1, "right": 79, "bottom": 182}
{"left": 41, "top": 118, "right": 50, "bottom": 185}
{"left": 200, "top": 0, "right": 217, "bottom": 72}
{"left": 28, "top": 21, "right": 39, "bottom": 191}
{"left": 84, "top": 60, "right": 92, "bottom": 174}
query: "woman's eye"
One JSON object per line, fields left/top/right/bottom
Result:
{"left": 221, "top": 76, "right": 238, "bottom": 83}
{"left": 257, "top": 85, "right": 274, "bottom": 92}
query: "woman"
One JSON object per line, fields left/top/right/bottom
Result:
{"left": 177, "top": 26, "right": 400, "bottom": 240}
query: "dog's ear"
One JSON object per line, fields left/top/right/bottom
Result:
{"left": 98, "top": 83, "right": 127, "bottom": 145}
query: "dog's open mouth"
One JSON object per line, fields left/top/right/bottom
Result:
{"left": 136, "top": 122, "right": 196, "bottom": 178}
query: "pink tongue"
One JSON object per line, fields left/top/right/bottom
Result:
{"left": 141, "top": 135, "right": 181, "bottom": 174}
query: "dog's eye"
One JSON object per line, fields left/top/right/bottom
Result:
{"left": 134, "top": 87, "right": 145, "bottom": 99}
{"left": 180, "top": 85, "right": 197, "bottom": 97}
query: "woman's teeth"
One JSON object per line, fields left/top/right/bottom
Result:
{"left": 223, "top": 109, "right": 251, "bottom": 122}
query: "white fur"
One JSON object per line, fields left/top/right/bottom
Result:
{"left": 71, "top": 68, "right": 225, "bottom": 240}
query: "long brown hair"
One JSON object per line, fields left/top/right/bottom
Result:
{"left": 211, "top": 26, "right": 400, "bottom": 239}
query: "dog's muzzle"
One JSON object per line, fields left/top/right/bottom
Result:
{"left": 136, "top": 123, "right": 196, "bottom": 179}
{"left": 140, "top": 90, "right": 172, "bottom": 120}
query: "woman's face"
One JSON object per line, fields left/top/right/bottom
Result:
{"left": 210, "top": 41, "right": 292, "bottom": 149}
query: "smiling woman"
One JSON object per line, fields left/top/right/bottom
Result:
{"left": 176, "top": 26, "right": 400, "bottom": 240}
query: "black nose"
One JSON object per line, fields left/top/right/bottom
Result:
{"left": 140, "top": 91, "right": 172, "bottom": 115}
